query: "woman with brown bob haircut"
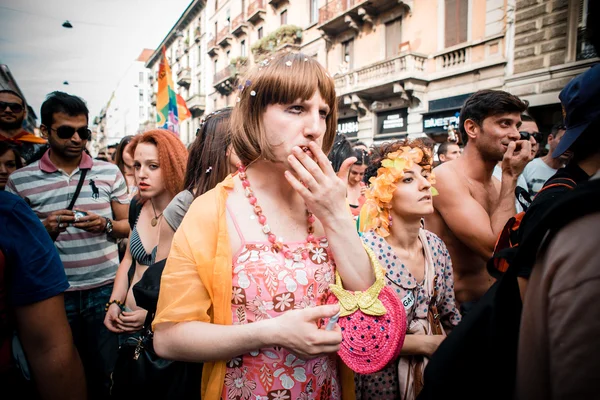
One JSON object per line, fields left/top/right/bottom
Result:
{"left": 104, "top": 129, "right": 187, "bottom": 340}
{"left": 153, "top": 52, "right": 376, "bottom": 400}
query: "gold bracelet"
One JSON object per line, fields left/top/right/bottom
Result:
{"left": 105, "top": 299, "right": 123, "bottom": 312}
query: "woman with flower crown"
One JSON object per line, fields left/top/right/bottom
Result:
{"left": 356, "top": 140, "right": 461, "bottom": 400}
{"left": 152, "top": 52, "right": 376, "bottom": 400}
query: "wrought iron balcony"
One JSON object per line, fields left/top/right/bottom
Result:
{"left": 231, "top": 14, "right": 247, "bottom": 37}
{"left": 207, "top": 37, "right": 219, "bottom": 56}
{"left": 213, "top": 63, "right": 248, "bottom": 95}
{"left": 247, "top": 0, "right": 266, "bottom": 25}
{"left": 217, "top": 26, "right": 232, "bottom": 47}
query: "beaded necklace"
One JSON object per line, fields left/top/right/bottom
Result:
{"left": 237, "top": 163, "right": 316, "bottom": 261}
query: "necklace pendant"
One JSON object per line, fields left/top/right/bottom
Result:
{"left": 151, "top": 218, "right": 158, "bottom": 227}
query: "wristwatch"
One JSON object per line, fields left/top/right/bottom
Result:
{"left": 104, "top": 217, "right": 114, "bottom": 235}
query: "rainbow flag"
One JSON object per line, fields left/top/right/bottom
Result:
{"left": 156, "top": 47, "right": 179, "bottom": 134}
{"left": 176, "top": 93, "right": 191, "bottom": 122}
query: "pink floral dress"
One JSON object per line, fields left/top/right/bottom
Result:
{"left": 221, "top": 212, "right": 341, "bottom": 400}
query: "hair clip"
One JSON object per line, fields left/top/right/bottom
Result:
{"left": 250, "top": 90, "right": 256, "bottom": 97}
{"left": 285, "top": 60, "right": 292, "bottom": 67}
{"left": 304, "top": 58, "right": 309, "bottom": 62}
{"left": 205, "top": 166, "right": 212, "bottom": 174}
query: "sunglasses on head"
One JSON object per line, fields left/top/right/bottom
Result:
{"left": 50, "top": 126, "right": 92, "bottom": 140}
{"left": 519, "top": 131, "right": 543, "bottom": 143}
{"left": 0, "top": 101, "right": 24, "bottom": 113}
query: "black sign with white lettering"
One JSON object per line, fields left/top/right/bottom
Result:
{"left": 422, "top": 110, "right": 461, "bottom": 134}
{"left": 337, "top": 117, "right": 359, "bottom": 138}
{"left": 376, "top": 108, "right": 408, "bottom": 135}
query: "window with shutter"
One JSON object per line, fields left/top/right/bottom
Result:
{"left": 576, "top": 0, "right": 597, "bottom": 60}
{"left": 342, "top": 39, "right": 354, "bottom": 70}
{"left": 385, "top": 17, "right": 403, "bottom": 58}
{"left": 445, "top": 0, "right": 468, "bottom": 48}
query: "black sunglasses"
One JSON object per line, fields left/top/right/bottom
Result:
{"left": 0, "top": 101, "right": 24, "bottom": 113}
{"left": 50, "top": 126, "right": 92, "bottom": 140}
{"left": 519, "top": 131, "right": 543, "bottom": 143}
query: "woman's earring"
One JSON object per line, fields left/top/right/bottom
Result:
{"left": 388, "top": 214, "right": 393, "bottom": 227}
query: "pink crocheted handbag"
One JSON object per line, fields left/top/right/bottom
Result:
{"left": 326, "top": 244, "right": 406, "bottom": 374}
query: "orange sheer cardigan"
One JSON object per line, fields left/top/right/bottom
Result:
{"left": 153, "top": 174, "right": 356, "bottom": 400}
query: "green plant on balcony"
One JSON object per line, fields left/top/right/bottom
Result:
{"left": 250, "top": 25, "right": 303, "bottom": 62}
{"left": 229, "top": 56, "right": 248, "bottom": 67}
{"left": 184, "top": 37, "right": 190, "bottom": 47}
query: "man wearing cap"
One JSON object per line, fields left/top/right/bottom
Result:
{"left": 0, "top": 89, "right": 48, "bottom": 164}
{"left": 516, "top": 62, "right": 600, "bottom": 400}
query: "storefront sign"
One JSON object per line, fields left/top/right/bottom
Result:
{"left": 377, "top": 108, "right": 408, "bottom": 135}
{"left": 423, "top": 111, "right": 461, "bottom": 134}
{"left": 337, "top": 117, "right": 359, "bottom": 138}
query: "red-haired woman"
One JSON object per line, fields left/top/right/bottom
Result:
{"left": 104, "top": 129, "right": 187, "bottom": 337}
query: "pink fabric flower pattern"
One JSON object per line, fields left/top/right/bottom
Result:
{"left": 225, "top": 241, "right": 341, "bottom": 400}
{"left": 224, "top": 368, "right": 257, "bottom": 400}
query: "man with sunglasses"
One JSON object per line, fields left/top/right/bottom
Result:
{"left": 0, "top": 90, "right": 48, "bottom": 164}
{"left": 6, "top": 91, "right": 130, "bottom": 400}
{"left": 521, "top": 122, "right": 569, "bottom": 197}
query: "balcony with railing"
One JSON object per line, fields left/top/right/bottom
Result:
{"left": 334, "top": 53, "right": 426, "bottom": 97}
{"left": 318, "top": 0, "right": 411, "bottom": 36}
{"left": 430, "top": 34, "right": 505, "bottom": 79}
{"left": 247, "top": 0, "right": 266, "bottom": 25}
{"left": 194, "top": 26, "right": 201, "bottom": 42}
{"left": 177, "top": 67, "right": 192, "bottom": 87}
{"left": 207, "top": 37, "right": 219, "bottom": 56}
{"left": 213, "top": 62, "right": 248, "bottom": 95}
{"left": 231, "top": 13, "right": 247, "bottom": 37}
{"left": 217, "top": 26, "right": 232, "bottom": 47}
{"left": 150, "top": 92, "right": 157, "bottom": 106}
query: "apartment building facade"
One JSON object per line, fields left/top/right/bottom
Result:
{"left": 202, "top": 0, "right": 597, "bottom": 144}
{"left": 145, "top": 0, "right": 207, "bottom": 145}
{"left": 504, "top": 0, "right": 597, "bottom": 132}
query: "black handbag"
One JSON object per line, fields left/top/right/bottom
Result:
{"left": 110, "top": 325, "right": 202, "bottom": 399}
{"left": 111, "top": 207, "right": 203, "bottom": 399}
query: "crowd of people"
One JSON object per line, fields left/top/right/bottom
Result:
{"left": 1, "top": 47, "right": 599, "bottom": 400}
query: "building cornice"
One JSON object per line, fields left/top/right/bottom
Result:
{"left": 146, "top": 0, "right": 207, "bottom": 69}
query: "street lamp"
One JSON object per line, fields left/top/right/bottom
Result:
{"left": 62, "top": 20, "right": 73, "bottom": 28}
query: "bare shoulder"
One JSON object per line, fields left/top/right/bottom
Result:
{"left": 433, "top": 160, "right": 469, "bottom": 195}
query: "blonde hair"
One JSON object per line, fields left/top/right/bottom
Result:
{"left": 231, "top": 52, "right": 338, "bottom": 166}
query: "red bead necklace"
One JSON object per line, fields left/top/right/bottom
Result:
{"left": 237, "top": 163, "right": 316, "bottom": 260}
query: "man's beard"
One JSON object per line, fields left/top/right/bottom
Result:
{"left": 0, "top": 117, "right": 24, "bottom": 131}
{"left": 478, "top": 141, "right": 504, "bottom": 163}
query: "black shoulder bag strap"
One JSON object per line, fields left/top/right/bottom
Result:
{"left": 67, "top": 168, "right": 89, "bottom": 211}
{"left": 50, "top": 169, "right": 88, "bottom": 242}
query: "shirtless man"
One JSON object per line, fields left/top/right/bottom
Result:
{"left": 426, "top": 90, "right": 532, "bottom": 307}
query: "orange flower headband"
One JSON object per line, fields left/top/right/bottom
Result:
{"left": 358, "top": 146, "right": 437, "bottom": 237}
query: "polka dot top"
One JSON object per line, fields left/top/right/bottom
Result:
{"left": 361, "top": 229, "right": 461, "bottom": 330}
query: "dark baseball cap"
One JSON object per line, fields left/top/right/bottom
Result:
{"left": 554, "top": 64, "right": 600, "bottom": 157}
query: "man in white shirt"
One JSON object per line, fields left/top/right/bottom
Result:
{"left": 522, "top": 123, "right": 570, "bottom": 197}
